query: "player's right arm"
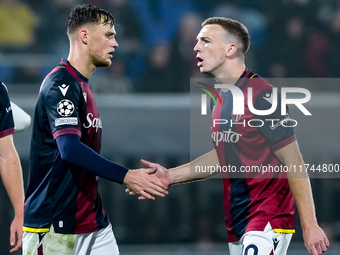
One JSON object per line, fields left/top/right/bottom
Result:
{"left": 127, "top": 149, "right": 220, "bottom": 198}
{"left": 169, "top": 149, "right": 220, "bottom": 184}
{"left": 56, "top": 134, "right": 168, "bottom": 200}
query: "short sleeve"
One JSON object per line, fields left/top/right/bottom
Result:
{"left": 0, "top": 82, "right": 15, "bottom": 138}
{"left": 44, "top": 82, "right": 83, "bottom": 139}
{"left": 254, "top": 89, "right": 296, "bottom": 151}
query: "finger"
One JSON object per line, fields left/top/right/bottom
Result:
{"left": 141, "top": 159, "right": 155, "bottom": 168}
{"left": 10, "top": 241, "right": 22, "bottom": 253}
{"left": 150, "top": 179, "right": 169, "bottom": 191}
{"left": 148, "top": 174, "right": 169, "bottom": 189}
{"left": 125, "top": 188, "right": 137, "bottom": 195}
{"left": 139, "top": 191, "right": 155, "bottom": 200}
{"left": 138, "top": 196, "right": 147, "bottom": 200}
{"left": 321, "top": 243, "right": 328, "bottom": 253}
{"left": 9, "top": 233, "right": 21, "bottom": 253}
{"left": 308, "top": 244, "right": 318, "bottom": 255}
{"left": 315, "top": 244, "right": 323, "bottom": 255}
{"left": 10, "top": 228, "right": 15, "bottom": 247}
{"left": 320, "top": 238, "right": 328, "bottom": 252}
{"left": 145, "top": 167, "right": 157, "bottom": 174}
{"left": 147, "top": 181, "right": 169, "bottom": 195}
{"left": 144, "top": 187, "right": 166, "bottom": 197}
{"left": 325, "top": 236, "right": 330, "bottom": 247}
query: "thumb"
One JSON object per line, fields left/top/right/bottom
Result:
{"left": 141, "top": 159, "right": 156, "bottom": 168}
{"left": 145, "top": 167, "right": 157, "bottom": 174}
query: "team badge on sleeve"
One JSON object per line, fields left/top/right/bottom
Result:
{"left": 57, "top": 99, "right": 75, "bottom": 117}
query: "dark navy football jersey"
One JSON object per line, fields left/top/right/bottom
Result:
{"left": 211, "top": 69, "right": 295, "bottom": 242}
{"left": 24, "top": 59, "right": 109, "bottom": 234}
{"left": 0, "top": 82, "right": 15, "bottom": 138}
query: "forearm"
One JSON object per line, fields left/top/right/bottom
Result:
{"left": 56, "top": 134, "right": 128, "bottom": 183}
{"left": 287, "top": 176, "right": 317, "bottom": 228}
{"left": 169, "top": 149, "right": 220, "bottom": 184}
{"left": 0, "top": 149, "right": 24, "bottom": 217}
{"left": 275, "top": 141, "right": 317, "bottom": 227}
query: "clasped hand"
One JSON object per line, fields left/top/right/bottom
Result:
{"left": 124, "top": 159, "right": 170, "bottom": 200}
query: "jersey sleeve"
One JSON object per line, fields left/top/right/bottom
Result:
{"left": 0, "top": 82, "right": 15, "bottom": 138}
{"left": 44, "top": 82, "right": 83, "bottom": 139}
{"left": 254, "top": 88, "right": 296, "bottom": 151}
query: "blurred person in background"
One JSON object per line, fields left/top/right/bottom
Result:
{"left": 135, "top": 43, "right": 176, "bottom": 92}
{"left": 99, "top": 0, "right": 144, "bottom": 79}
{"left": 0, "top": 0, "right": 37, "bottom": 52}
{"left": 23, "top": 4, "right": 168, "bottom": 255}
{"left": 0, "top": 81, "right": 25, "bottom": 253}
{"left": 91, "top": 60, "right": 133, "bottom": 94}
{"left": 169, "top": 13, "right": 204, "bottom": 90}
{"left": 34, "top": 0, "right": 76, "bottom": 55}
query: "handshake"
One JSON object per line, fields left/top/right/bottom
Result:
{"left": 123, "top": 159, "right": 171, "bottom": 200}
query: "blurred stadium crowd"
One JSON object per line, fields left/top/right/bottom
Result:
{"left": 0, "top": 0, "right": 340, "bottom": 254}
{"left": 1, "top": 0, "right": 340, "bottom": 93}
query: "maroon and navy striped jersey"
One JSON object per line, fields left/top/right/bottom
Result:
{"left": 24, "top": 59, "right": 109, "bottom": 234}
{"left": 211, "top": 69, "right": 295, "bottom": 242}
{"left": 0, "top": 82, "right": 15, "bottom": 138}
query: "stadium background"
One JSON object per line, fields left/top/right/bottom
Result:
{"left": 1, "top": 0, "right": 340, "bottom": 254}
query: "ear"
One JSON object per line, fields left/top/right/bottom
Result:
{"left": 226, "top": 44, "right": 237, "bottom": 57}
{"left": 79, "top": 28, "right": 88, "bottom": 45}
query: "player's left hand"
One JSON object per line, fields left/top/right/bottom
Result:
{"left": 303, "top": 223, "right": 329, "bottom": 255}
{"left": 9, "top": 214, "right": 23, "bottom": 253}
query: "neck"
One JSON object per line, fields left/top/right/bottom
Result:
{"left": 67, "top": 44, "right": 96, "bottom": 79}
{"left": 214, "top": 58, "right": 246, "bottom": 84}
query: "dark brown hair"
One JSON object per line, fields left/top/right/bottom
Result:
{"left": 202, "top": 17, "right": 250, "bottom": 55}
{"left": 66, "top": 4, "right": 115, "bottom": 35}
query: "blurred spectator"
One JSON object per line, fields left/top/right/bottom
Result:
{"left": 130, "top": 0, "right": 196, "bottom": 47}
{"left": 135, "top": 44, "right": 180, "bottom": 92}
{"left": 99, "top": 0, "right": 144, "bottom": 79}
{"left": 266, "top": 15, "right": 308, "bottom": 77}
{"left": 305, "top": 28, "right": 330, "bottom": 77}
{"left": 326, "top": 11, "right": 340, "bottom": 77}
{"left": 0, "top": 0, "right": 37, "bottom": 52}
{"left": 169, "top": 13, "right": 203, "bottom": 91}
{"left": 34, "top": 0, "right": 76, "bottom": 55}
{"left": 92, "top": 60, "right": 133, "bottom": 94}
{"left": 100, "top": 0, "right": 142, "bottom": 57}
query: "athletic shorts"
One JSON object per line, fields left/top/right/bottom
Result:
{"left": 228, "top": 222, "right": 293, "bottom": 255}
{"left": 23, "top": 224, "right": 119, "bottom": 255}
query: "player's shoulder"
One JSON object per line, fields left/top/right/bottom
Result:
{"left": 0, "top": 81, "right": 8, "bottom": 93}
{"left": 0, "top": 81, "right": 9, "bottom": 100}
{"left": 248, "top": 74, "right": 272, "bottom": 90}
{"left": 41, "top": 66, "right": 80, "bottom": 95}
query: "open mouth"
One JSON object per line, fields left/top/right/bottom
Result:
{"left": 197, "top": 56, "right": 203, "bottom": 65}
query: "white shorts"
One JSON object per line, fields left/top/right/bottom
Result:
{"left": 228, "top": 222, "right": 293, "bottom": 255}
{"left": 23, "top": 224, "right": 119, "bottom": 255}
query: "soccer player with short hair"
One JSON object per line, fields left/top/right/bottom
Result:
{"left": 0, "top": 81, "right": 25, "bottom": 253}
{"left": 23, "top": 4, "right": 168, "bottom": 255}
{"left": 136, "top": 17, "right": 329, "bottom": 255}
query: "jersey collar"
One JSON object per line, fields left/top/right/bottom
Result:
{"left": 60, "top": 59, "right": 89, "bottom": 84}
{"left": 234, "top": 67, "right": 256, "bottom": 90}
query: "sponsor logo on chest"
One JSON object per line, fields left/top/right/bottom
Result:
{"left": 83, "top": 113, "right": 102, "bottom": 132}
